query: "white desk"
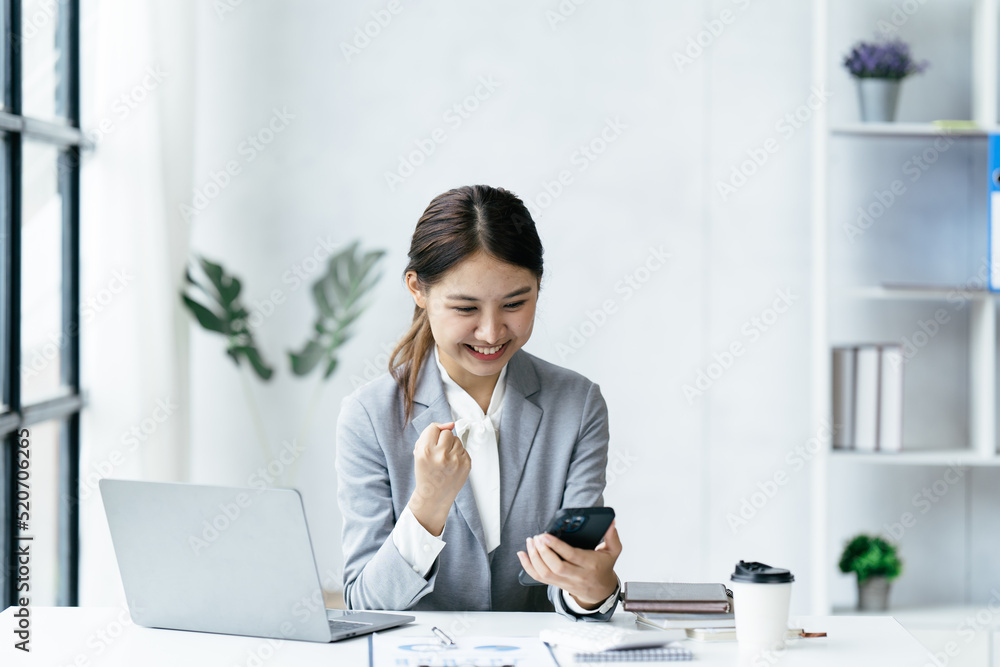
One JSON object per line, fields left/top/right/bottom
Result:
{"left": 1, "top": 606, "right": 934, "bottom": 666}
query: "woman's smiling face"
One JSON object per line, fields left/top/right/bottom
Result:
{"left": 407, "top": 251, "right": 538, "bottom": 389}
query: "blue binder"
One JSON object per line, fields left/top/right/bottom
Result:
{"left": 990, "top": 134, "right": 1000, "bottom": 291}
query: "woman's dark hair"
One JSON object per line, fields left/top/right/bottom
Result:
{"left": 389, "top": 185, "right": 543, "bottom": 424}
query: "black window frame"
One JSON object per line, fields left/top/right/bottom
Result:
{"left": 1, "top": 0, "right": 84, "bottom": 608}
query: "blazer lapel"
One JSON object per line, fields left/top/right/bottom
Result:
{"left": 411, "top": 351, "right": 489, "bottom": 554}
{"left": 498, "top": 350, "right": 542, "bottom": 536}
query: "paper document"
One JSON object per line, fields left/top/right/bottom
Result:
{"left": 370, "top": 632, "right": 558, "bottom": 666}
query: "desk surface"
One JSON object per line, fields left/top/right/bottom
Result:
{"left": 1, "top": 606, "right": 933, "bottom": 666}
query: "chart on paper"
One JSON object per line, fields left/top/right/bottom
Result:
{"left": 370, "top": 633, "right": 558, "bottom": 666}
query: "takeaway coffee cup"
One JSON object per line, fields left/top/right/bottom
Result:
{"left": 729, "top": 560, "right": 795, "bottom": 651}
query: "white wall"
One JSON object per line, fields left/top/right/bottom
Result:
{"left": 77, "top": 0, "right": 1000, "bottom": 615}
{"left": 183, "top": 0, "right": 817, "bottom": 611}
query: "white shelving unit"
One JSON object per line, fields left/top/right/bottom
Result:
{"left": 831, "top": 123, "right": 1000, "bottom": 137}
{"left": 810, "top": 0, "right": 1000, "bottom": 632}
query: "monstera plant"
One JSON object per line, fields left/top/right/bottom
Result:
{"left": 181, "top": 241, "right": 385, "bottom": 483}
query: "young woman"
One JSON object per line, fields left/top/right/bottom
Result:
{"left": 336, "top": 185, "right": 621, "bottom": 620}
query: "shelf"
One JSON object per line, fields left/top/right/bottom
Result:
{"left": 830, "top": 450, "right": 1000, "bottom": 466}
{"left": 813, "top": 0, "right": 1000, "bottom": 622}
{"left": 849, "top": 285, "right": 1000, "bottom": 301}
{"left": 831, "top": 122, "right": 1000, "bottom": 137}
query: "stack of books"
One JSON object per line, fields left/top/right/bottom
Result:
{"left": 622, "top": 582, "right": 734, "bottom": 632}
{"left": 831, "top": 344, "right": 903, "bottom": 452}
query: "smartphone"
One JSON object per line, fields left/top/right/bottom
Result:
{"left": 517, "top": 506, "right": 615, "bottom": 586}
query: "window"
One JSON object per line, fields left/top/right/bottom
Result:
{"left": 1, "top": 0, "right": 83, "bottom": 607}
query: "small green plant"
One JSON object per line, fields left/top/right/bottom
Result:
{"left": 838, "top": 534, "right": 903, "bottom": 582}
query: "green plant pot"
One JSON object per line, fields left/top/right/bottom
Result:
{"left": 857, "top": 575, "right": 891, "bottom": 611}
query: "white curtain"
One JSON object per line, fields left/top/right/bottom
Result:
{"left": 77, "top": 0, "right": 194, "bottom": 606}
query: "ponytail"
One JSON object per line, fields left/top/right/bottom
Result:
{"left": 389, "top": 304, "right": 436, "bottom": 426}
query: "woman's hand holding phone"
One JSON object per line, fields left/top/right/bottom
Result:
{"left": 406, "top": 421, "right": 470, "bottom": 537}
{"left": 517, "top": 521, "right": 622, "bottom": 610}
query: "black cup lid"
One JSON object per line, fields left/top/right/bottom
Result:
{"left": 730, "top": 560, "right": 794, "bottom": 583}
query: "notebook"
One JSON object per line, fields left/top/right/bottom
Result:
{"left": 571, "top": 646, "right": 693, "bottom": 662}
{"left": 635, "top": 612, "right": 735, "bottom": 630}
{"left": 541, "top": 625, "right": 691, "bottom": 665}
{"left": 622, "top": 582, "right": 732, "bottom": 613}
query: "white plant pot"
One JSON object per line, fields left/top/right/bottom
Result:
{"left": 856, "top": 78, "right": 902, "bottom": 123}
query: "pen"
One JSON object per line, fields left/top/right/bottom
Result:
{"left": 430, "top": 625, "right": 455, "bottom": 646}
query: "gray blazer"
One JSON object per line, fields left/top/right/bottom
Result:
{"left": 335, "top": 347, "right": 616, "bottom": 620}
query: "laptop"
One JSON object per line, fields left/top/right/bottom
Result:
{"left": 99, "top": 479, "right": 414, "bottom": 642}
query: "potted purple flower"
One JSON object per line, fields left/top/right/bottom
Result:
{"left": 843, "top": 39, "right": 929, "bottom": 122}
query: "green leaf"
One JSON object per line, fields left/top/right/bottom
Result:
{"left": 312, "top": 279, "right": 335, "bottom": 319}
{"left": 334, "top": 307, "right": 365, "bottom": 334}
{"left": 181, "top": 295, "right": 227, "bottom": 334}
{"left": 199, "top": 256, "right": 225, "bottom": 290}
{"left": 839, "top": 533, "right": 902, "bottom": 581}
{"left": 219, "top": 275, "right": 241, "bottom": 305}
{"left": 355, "top": 251, "right": 385, "bottom": 289}
{"left": 288, "top": 340, "right": 325, "bottom": 376}
{"left": 288, "top": 241, "right": 385, "bottom": 380}
{"left": 235, "top": 345, "right": 274, "bottom": 380}
{"left": 346, "top": 243, "right": 359, "bottom": 284}
{"left": 325, "top": 262, "right": 350, "bottom": 306}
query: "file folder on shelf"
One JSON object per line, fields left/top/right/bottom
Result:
{"left": 990, "top": 133, "right": 1000, "bottom": 291}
